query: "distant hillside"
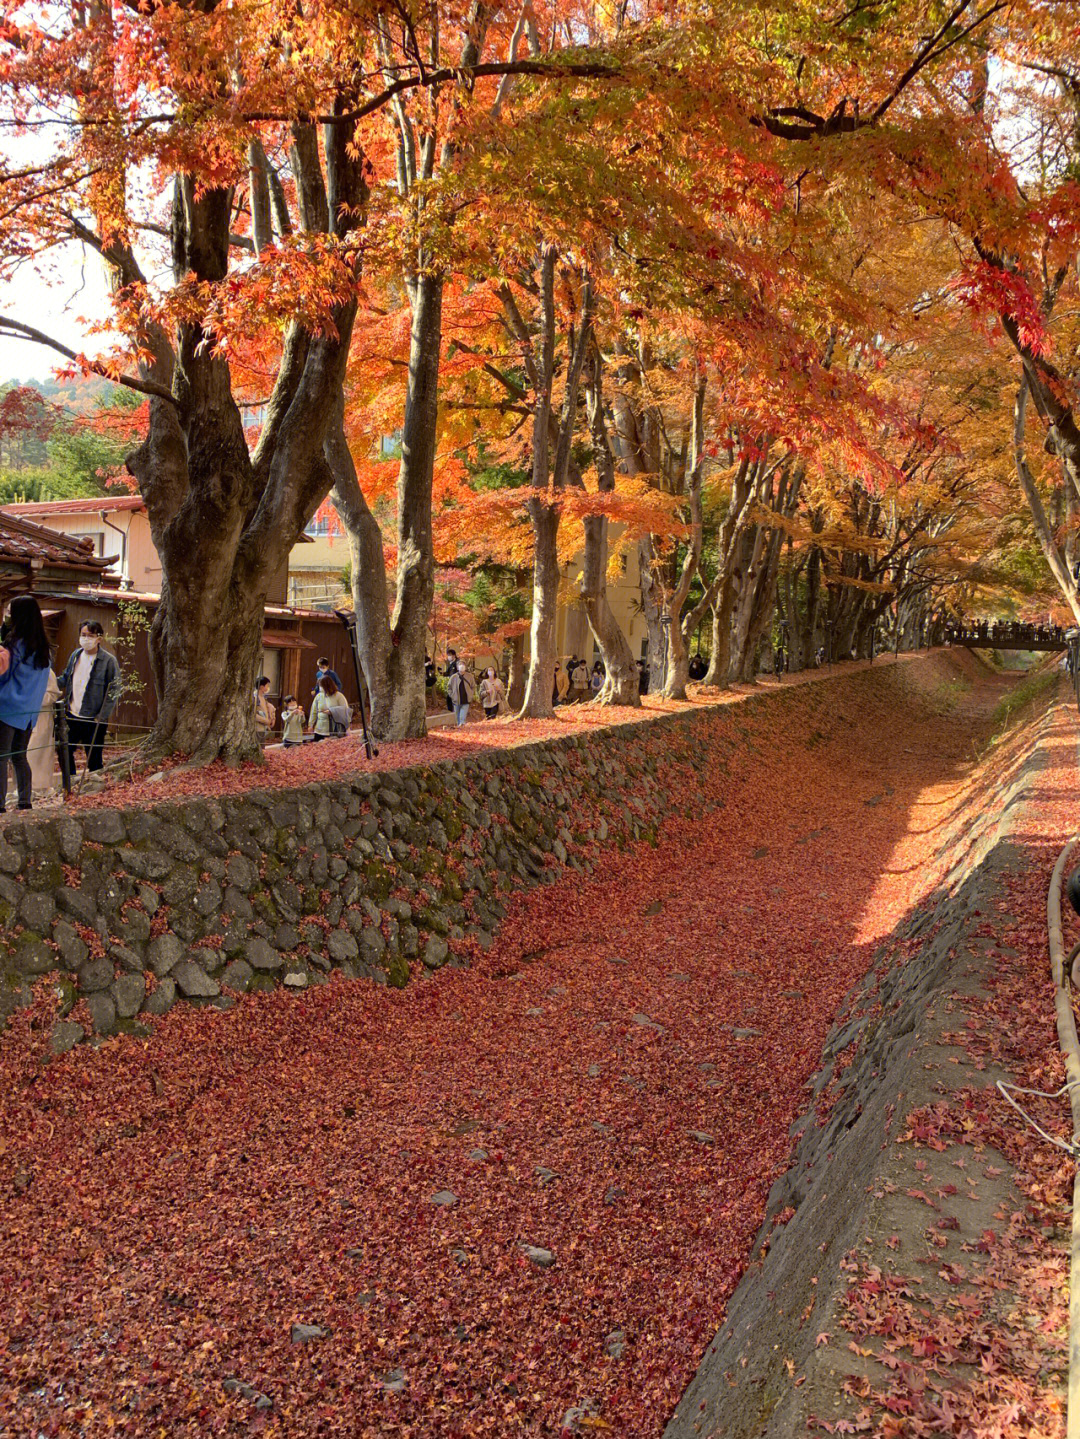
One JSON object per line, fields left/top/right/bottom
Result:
{"left": 0, "top": 376, "right": 135, "bottom": 502}
{"left": 3, "top": 373, "right": 122, "bottom": 415}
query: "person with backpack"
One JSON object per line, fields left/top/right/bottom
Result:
{"left": 443, "top": 647, "right": 459, "bottom": 711}
{"left": 58, "top": 618, "right": 121, "bottom": 781}
{"left": 0, "top": 596, "right": 53, "bottom": 811}
{"left": 447, "top": 661, "right": 475, "bottom": 726}
{"left": 309, "top": 674, "right": 351, "bottom": 739}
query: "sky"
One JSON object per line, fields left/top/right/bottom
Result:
{"left": 0, "top": 243, "right": 113, "bottom": 384}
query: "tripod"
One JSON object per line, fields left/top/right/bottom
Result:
{"left": 334, "top": 609, "right": 380, "bottom": 761}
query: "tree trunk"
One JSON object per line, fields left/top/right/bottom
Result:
{"left": 802, "top": 546, "right": 822, "bottom": 664}
{"left": 507, "top": 632, "right": 526, "bottom": 709}
{"left": 727, "top": 526, "right": 762, "bottom": 682}
{"left": 639, "top": 536, "right": 666, "bottom": 685}
{"left": 740, "top": 528, "right": 785, "bottom": 681}
{"left": 578, "top": 349, "right": 639, "bottom": 706}
{"left": 703, "top": 576, "right": 738, "bottom": 687}
{"left": 665, "top": 622, "right": 690, "bottom": 698}
{"left": 386, "top": 271, "right": 444, "bottom": 737}
{"left": 518, "top": 250, "right": 594, "bottom": 717}
{"left": 580, "top": 513, "right": 639, "bottom": 705}
{"left": 1014, "top": 377, "right": 1080, "bottom": 624}
{"left": 520, "top": 499, "right": 560, "bottom": 717}
{"left": 325, "top": 394, "right": 396, "bottom": 736}
{"left": 148, "top": 570, "right": 265, "bottom": 762}
{"left": 125, "top": 116, "right": 367, "bottom": 764}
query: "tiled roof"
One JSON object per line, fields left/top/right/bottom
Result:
{"left": 3, "top": 495, "right": 144, "bottom": 517}
{"left": 0, "top": 511, "right": 116, "bottom": 576}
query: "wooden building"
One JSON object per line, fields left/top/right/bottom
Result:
{"left": 0, "top": 510, "right": 116, "bottom": 604}
{"left": 35, "top": 590, "right": 359, "bottom": 738}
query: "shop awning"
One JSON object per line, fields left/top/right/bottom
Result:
{"left": 262, "top": 628, "right": 316, "bottom": 650}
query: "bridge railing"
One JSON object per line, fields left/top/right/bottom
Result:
{"left": 947, "top": 625, "right": 1070, "bottom": 650}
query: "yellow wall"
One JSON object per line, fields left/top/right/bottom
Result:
{"left": 13, "top": 511, "right": 150, "bottom": 589}
{"left": 554, "top": 537, "right": 650, "bottom": 664}
{"left": 287, "top": 531, "right": 349, "bottom": 606}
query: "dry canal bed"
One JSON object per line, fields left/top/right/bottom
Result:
{"left": 0, "top": 651, "right": 1065, "bottom": 1438}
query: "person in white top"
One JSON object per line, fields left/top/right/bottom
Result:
{"left": 58, "top": 621, "right": 121, "bottom": 776}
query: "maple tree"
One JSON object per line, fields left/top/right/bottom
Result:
{"left": 1, "top": 0, "right": 1078, "bottom": 754}
{"left": 0, "top": 0, "right": 623, "bottom": 755}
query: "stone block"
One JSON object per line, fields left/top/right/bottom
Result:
{"left": 51, "top": 1020, "right": 85, "bottom": 1054}
{"left": 110, "top": 944, "right": 144, "bottom": 974}
{"left": 147, "top": 933, "right": 184, "bottom": 977}
{"left": 53, "top": 921, "right": 88, "bottom": 971}
{"left": 83, "top": 811, "right": 126, "bottom": 846}
{"left": 57, "top": 888, "right": 98, "bottom": 926}
{"left": 422, "top": 935, "right": 449, "bottom": 970}
{"left": 78, "top": 956, "right": 113, "bottom": 993}
{"left": 144, "top": 978, "right": 176, "bottom": 1015}
{"left": 327, "top": 930, "right": 359, "bottom": 964}
{"left": 18, "top": 888, "right": 55, "bottom": 931}
{"left": 172, "top": 960, "right": 220, "bottom": 998}
{"left": 244, "top": 937, "right": 283, "bottom": 972}
{"left": 160, "top": 865, "right": 198, "bottom": 906}
{"left": 221, "top": 958, "right": 253, "bottom": 992}
{"left": 85, "top": 990, "right": 117, "bottom": 1035}
{"left": 112, "top": 973, "right": 146, "bottom": 1018}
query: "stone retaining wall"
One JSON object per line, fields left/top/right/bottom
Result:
{"left": 0, "top": 695, "right": 743, "bottom": 1051}
{"left": 0, "top": 659, "right": 949, "bottom": 1054}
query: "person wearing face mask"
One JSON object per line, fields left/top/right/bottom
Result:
{"left": 478, "top": 665, "right": 506, "bottom": 720}
{"left": 59, "top": 621, "right": 121, "bottom": 777}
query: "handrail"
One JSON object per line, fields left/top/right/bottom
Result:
{"left": 1047, "top": 837, "right": 1080, "bottom": 1439}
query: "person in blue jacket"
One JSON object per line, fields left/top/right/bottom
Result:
{"left": 0, "top": 595, "right": 52, "bottom": 812}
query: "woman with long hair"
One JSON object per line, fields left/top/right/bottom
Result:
{"left": 0, "top": 595, "right": 52, "bottom": 811}
{"left": 308, "top": 673, "right": 351, "bottom": 739}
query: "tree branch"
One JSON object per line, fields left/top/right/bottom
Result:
{"left": 0, "top": 316, "right": 178, "bottom": 405}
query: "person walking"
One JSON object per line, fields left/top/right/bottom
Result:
{"left": 309, "top": 674, "right": 351, "bottom": 739}
{"left": 0, "top": 596, "right": 53, "bottom": 812}
{"left": 58, "top": 619, "right": 120, "bottom": 782}
{"left": 590, "top": 661, "right": 603, "bottom": 695}
{"left": 447, "top": 661, "right": 475, "bottom": 726}
{"left": 443, "top": 648, "right": 459, "bottom": 711}
{"left": 479, "top": 666, "right": 506, "bottom": 720}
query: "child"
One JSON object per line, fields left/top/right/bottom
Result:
{"left": 281, "top": 695, "right": 305, "bottom": 747}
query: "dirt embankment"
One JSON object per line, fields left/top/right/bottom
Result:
{"left": 667, "top": 666, "right": 1069, "bottom": 1439}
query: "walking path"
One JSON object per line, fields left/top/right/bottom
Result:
{"left": 62, "top": 649, "right": 936, "bottom": 812}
